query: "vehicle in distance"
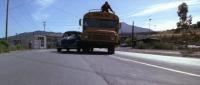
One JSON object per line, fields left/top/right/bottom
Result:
{"left": 57, "top": 31, "right": 81, "bottom": 52}
{"left": 79, "top": 9, "right": 120, "bottom": 54}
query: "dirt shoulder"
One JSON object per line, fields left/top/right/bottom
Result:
{"left": 116, "top": 47, "right": 200, "bottom": 58}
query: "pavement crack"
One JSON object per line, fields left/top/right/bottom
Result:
{"left": 82, "top": 56, "right": 112, "bottom": 85}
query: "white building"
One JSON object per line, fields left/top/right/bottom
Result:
{"left": 32, "top": 35, "right": 47, "bottom": 49}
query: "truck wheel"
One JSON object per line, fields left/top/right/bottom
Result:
{"left": 77, "top": 48, "right": 81, "bottom": 52}
{"left": 57, "top": 48, "right": 62, "bottom": 52}
{"left": 66, "top": 48, "right": 70, "bottom": 52}
{"left": 86, "top": 48, "right": 90, "bottom": 53}
{"left": 83, "top": 48, "right": 90, "bottom": 53}
{"left": 90, "top": 48, "right": 94, "bottom": 52}
{"left": 108, "top": 47, "right": 115, "bottom": 54}
{"left": 82, "top": 48, "right": 87, "bottom": 53}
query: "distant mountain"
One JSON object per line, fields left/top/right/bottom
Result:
{"left": 8, "top": 31, "right": 63, "bottom": 40}
{"left": 120, "top": 22, "right": 153, "bottom": 33}
{"left": 4, "top": 31, "right": 63, "bottom": 46}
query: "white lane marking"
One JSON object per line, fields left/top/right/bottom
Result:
{"left": 116, "top": 51, "right": 200, "bottom": 66}
{"left": 109, "top": 55, "right": 200, "bottom": 78}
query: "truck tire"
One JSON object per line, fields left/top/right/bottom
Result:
{"left": 57, "top": 48, "right": 62, "bottom": 52}
{"left": 108, "top": 47, "right": 115, "bottom": 54}
{"left": 77, "top": 48, "right": 81, "bottom": 52}
{"left": 90, "top": 48, "right": 94, "bottom": 52}
{"left": 66, "top": 48, "right": 70, "bottom": 52}
{"left": 82, "top": 48, "right": 87, "bottom": 53}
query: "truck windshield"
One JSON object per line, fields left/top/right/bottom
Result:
{"left": 84, "top": 19, "right": 118, "bottom": 28}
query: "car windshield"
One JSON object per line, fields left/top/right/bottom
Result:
{"left": 63, "top": 32, "right": 80, "bottom": 38}
{"left": 84, "top": 19, "right": 118, "bottom": 28}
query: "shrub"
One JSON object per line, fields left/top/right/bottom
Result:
{"left": 0, "top": 41, "right": 9, "bottom": 48}
{"left": 16, "top": 45, "right": 28, "bottom": 50}
{"left": 9, "top": 45, "right": 28, "bottom": 51}
{"left": 137, "top": 43, "right": 150, "bottom": 49}
{"left": 0, "top": 40, "right": 29, "bottom": 54}
{"left": 124, "top": 38, "right": 132, "bottom": 46}
{"left": 137, "top": 42, "right": 176, "bottom": 50}
{"left": 124, "top": 37, "right": 137, "bottom": 47}
{"left": 197, "top": 21, "right": 200, "bottom": 28}
{"left": 0, "top": 41, "right": 9, "bottom": 53}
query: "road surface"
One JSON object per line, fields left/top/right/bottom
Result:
{"left": 0, "top": 49, "right": 200, "bottom": 85}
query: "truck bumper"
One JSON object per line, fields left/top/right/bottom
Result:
{"left": 79, "top": 41, "right": 116, "bottom": 48}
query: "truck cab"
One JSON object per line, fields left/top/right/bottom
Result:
{"left": 79, "top": 10, "right": 120, "bottom": 54}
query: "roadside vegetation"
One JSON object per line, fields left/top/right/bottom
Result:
{"left": 137, "top": 42, "right": 177, "bottom": 50}
{"left": 124, "top": 38, "right": 177, "bottom": 50}
{"left": 0, "top": 40, "right": 29, "bottom": 54}
{"left": 122, "top": 3, "right": 200, "bottom": 57}
{"left": 0, "top": 41, "right": 9, "bottom": 53}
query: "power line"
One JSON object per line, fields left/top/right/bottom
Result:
{"left": 6, "top": 0, "right": 81, "bottom": 34}
{"left": 11, "top": 0, "right": 33, "bottom": 10}
{"left": 10, "top": 0, "right": 41, "bottom": 32}
{"left": 10, "top": 15, "right": 26, "bottom": 30}
{"left": 17, "top": 8, "right": 40, "bottom": 27}
{"left": 48, "top": 25, "right": 78, "bottom": 27}
{"left": 51, "top": 5, "right": 80, "bottom": 19}
{"left": 10, "top": 5, "right": 41, "bottom": 31}
{"left": 4, "top": 0, "right": 40, "bottom": 34}
{"left": 23, "top": 13, "right": 39, "bottom": 27}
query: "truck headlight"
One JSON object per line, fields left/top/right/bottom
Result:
{"left": 111, "top": 37, "right": 115, "bottom": 41}
{"left": 84, "top": 35, "right": 88, "bottom": 39}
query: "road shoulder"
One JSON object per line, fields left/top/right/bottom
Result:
{"left": 116, "top": 47, "right": 200, "bottom": 58}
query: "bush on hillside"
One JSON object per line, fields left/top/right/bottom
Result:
{"left": 137, "top": 42, "right": 177, "bottom": 50}
{"left": 0, "top": 41, "right": 9, "bottom": 53}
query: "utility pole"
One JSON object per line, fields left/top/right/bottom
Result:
{"left": 5, "top": 0, "right": 10, "bottom": 40}
{"left": 149, "top": 18, "right": 152, "bottom": 33}
{"left": 132, "top": 21, "right": 135, "bottom": 48}
{"left": 149, "top": 18, "right": 152, "bottom": 38}
{"left": 43, "top": 21, "right": 46, "bottom": 32}
{"left": 154, "top": 25, "right": 157, "bottom": 29}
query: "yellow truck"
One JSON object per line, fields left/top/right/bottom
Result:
{"left": 79, "top": 10, "right": 120, "bottom": 54}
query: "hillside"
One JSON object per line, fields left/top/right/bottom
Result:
{"left": 8, "top": 31, "right": 63, "bottom": 40}
{"left": 120, "top": 22, "right": 153, "bottom": 33}
{"left": 0, "top": 31, "right": 63, "bottom": 46}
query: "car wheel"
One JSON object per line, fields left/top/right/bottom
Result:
{"left": 66, "top": 48, "right": 70, "bottom": 52}
{"left": 57, "top": 48, "right": 62, "bottom": 52}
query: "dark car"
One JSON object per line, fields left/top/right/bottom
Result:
{"left": 57, "top": 31, "right": 81, "bottom": 52}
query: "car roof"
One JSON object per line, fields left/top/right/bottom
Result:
{"left": 63, "top": 31, "right": 81, "bottom": 35}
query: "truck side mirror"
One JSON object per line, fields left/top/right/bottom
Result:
{"left": 79, "top": 19, "right": 82, "bottom": 26}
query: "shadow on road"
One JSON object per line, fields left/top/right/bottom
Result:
{"left": 51, "top": 50, "right": 110, "bottom": 55}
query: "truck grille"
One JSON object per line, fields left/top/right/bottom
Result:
{"left": 89, "top": 33, "right": 111, "bottom": 41}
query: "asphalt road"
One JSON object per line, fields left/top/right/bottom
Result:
{"left": 0, "top": 49, "right": 200, "bottom": 85}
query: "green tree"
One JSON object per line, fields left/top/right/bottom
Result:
{"left": 191, "top": 24, "right": 197, "bottom": 29}
{"left": 197, "top": 21, "right": 200, "bottom": 28}
{"left": 176, "top": 2, "right": 190, "bottom": 32}
{"left": 177, "top": 3, "right": 188, "bottom": 23}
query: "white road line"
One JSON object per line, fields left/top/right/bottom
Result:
{"left": 109, "top": 55, "right": 200, "bottom": 78}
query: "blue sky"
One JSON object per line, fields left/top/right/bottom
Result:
{"left": 0, "top": 0, "right": 200, "bottom": 38}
